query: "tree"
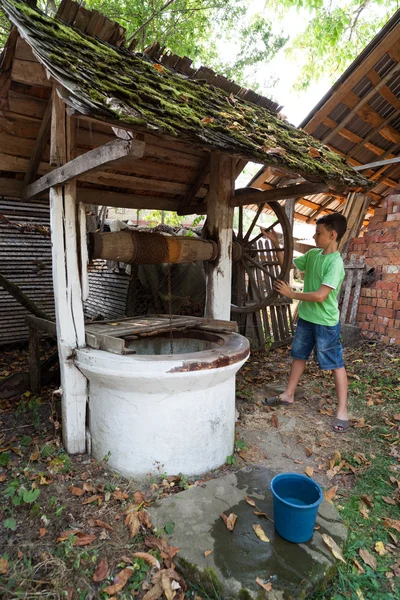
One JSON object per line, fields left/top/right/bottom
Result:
{"left": 269, "top": 0, "right": 399, "bottom": 90}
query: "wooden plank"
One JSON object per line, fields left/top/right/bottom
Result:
{"left": 11, "top": 58, "right": 51, "bottom": 88}
{"left": 49, "top": 89, "right": 87, "bottom": 454}
{"left": 7, "top": 90, "right": 48, "bottom": 119}
{"left": 78, "top": 188, "right": 180, "bottom": 210}
{"left": 28, "top": 325, "right": 41, "bottom": 395}
{"left": 340, "top": 256, "right": 355, "bottom": 324}
{"left": 14, "top": 37, "right": 37, "bottom": 62}
{"left": 304, "top": 22, "right": 400, "bottom": 134}
{"left": 366, "top": 70, "right": 400, "bottom": 110}
{"left": 25, "top": 315, "right": 57, "bottom": 336}
{"left": 322, "top": 117, "right": 364, "bottom": 144}
{"left": 81, "top": 170, "right": 190, "bottom": 195}
{"left": 23, "top": 99, "right": 52, "bottom": 186}
{"left": 204, "top": 152, "right": 235, "bottom": 320}
{"left": 78, "top": 202, "right": 89, "bottom": 302}
{"left": 349, "top": 256, "right": 365, "bottom": 325}
{"left": 234, "top": 183, "right": 329, "bottom": 207}
{"left": 23, "top": 137, "right": 146, "bottom": 200}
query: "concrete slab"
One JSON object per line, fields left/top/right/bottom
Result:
{"left": 150, "top": 467, "right": 347, "bottom": 599}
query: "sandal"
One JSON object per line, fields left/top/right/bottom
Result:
{"left": 332, "top": 418, "right": 349, "bottom": 433}
{"left": 262, "top": 396, "right": 292, "bottom": 407}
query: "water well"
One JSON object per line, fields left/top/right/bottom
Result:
{"left": 75, "top": 326, "right": 249, "bottom": 478}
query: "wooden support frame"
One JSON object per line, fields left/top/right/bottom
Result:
{"left": 233, "top": 182, "right": 329, "bottom": 207}
{"left": 49, "top": 88, "right": 87, "bottom": 454}
{"left": 23, "top": 136, "right": 145, "bottom": 200}
{"left": 23, "top": 99, "right": 52, "bottom": 187}
{"left": 204, "top": 152, "right": 235, "bottom": 320}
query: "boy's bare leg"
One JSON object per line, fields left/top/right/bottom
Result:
{"left": 333, "top": 367, "right": 348, "bottom": 425}
{"left": 279, "top": 359, "right": 306, "bottom": 404}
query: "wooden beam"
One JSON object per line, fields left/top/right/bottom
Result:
{"left": 23, "top": 137, "right": 146, "bottom": 200}
{"left": 204, "top": 152, "right": 235, "bottom": 320}
{"left": 304, "top": 22, "right": 400, "bottom": 134}
{"left": 323, "top": 61, "right": 400, "bottom": 145}
{"left": 11, "top": 58, "right": 51, "bottom": 88}
{"left": 233, "top": 183, "right": 329, "bottom": 207}
{"left": 23, "top": 99, "right": 52, "bottom": 186}
{"left": 49, "top": 89, "right": 87, "bottom": 455}
{"left": 78, "top": 188, "right": 180, "bottom": 210}
{"left": 366, "top": 69, "right": 400, "bottom": 110}
{"left": 353, "top": 156, "right": 400, "bottom": 171}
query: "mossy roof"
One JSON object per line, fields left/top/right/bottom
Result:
{"left": 2, "top": 0, "right": 372, "bottom": 191}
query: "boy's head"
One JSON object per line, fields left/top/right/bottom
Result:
{"left": 314, "top": 213, "right": 347, "bottom": 248}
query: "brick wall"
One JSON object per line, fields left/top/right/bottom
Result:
{"left": 348, "top": 193, "right": 400, "bottom": 345}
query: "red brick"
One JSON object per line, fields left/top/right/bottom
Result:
{"left": 374, "top": 207, "right": 388, "bottom": 217}
{"left": 395, "top": 319, "right": 400, "bottom": 330}
{"left": 382, "top": 274, "right": 400, "bottom": 282}
{"left": 382, "top": 336, "right": 390, "bottom": 344}
{"left": 387, "top": 300, "right": 393, "bottom": 309}
{"left": 394, "top": 301, "right": 400, "bottom": 310}
{"left": 376, "top": 307, "right": 395, "bottom": 318}
{"left": 377, "top": 298, "right": 387, "bottom": 308}
{"left": 376, "top": 282, "right": 397, "bottom": 291}
{"left": 359, "top": 322, "right": 370, "bottom": 331}
{"left": 388, "top": 319, "right": 395, "bottom": 328}
{"left": 357, "top": 313, "right": 366, "bottom": 322}
{"left": 371, "top": 298, "right": 378, "bottom": 306}
{"left": 366, "top": 313, "right": 374, "bottom": 321}
{"left": 377, "top": 316, "right": 389, "bottom": 326}
{"left": 358, "top": 305, "right": 375, "bottom": 314}
{"left": 387, "top": 213, "right": 400, "bottom": 221}
{"left": 396, "top": 311, "right": 400, "bottom": 320}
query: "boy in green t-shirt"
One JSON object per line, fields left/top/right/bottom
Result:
{"left": 260, "top": 213, "right": 348, "bottom": 433}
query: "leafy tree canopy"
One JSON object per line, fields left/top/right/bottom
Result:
{"left": 269, "top": 0, "right": 399, "bottom": 90}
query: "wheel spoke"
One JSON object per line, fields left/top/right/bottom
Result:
{"left": 238, "top": 207, "right": 243, "bottom": 241}
{"left": 241, "top": 259, "right": 264, "bottom": 302}
{"left": 245, "top": 254, "right": 278, "bottom": 281}
{"left": 243, "top": 203, "right": 265, "bottom": 244}
{"left": 248, "top": 219, "right": 279, "bottom": 246}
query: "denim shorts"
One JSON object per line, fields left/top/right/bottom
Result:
{"left": 291, "top": 317, "right": 344, "bottom": 370}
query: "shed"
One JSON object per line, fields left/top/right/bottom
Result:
{"left": 0, "top": 0, "right": 371, "bottom": 453}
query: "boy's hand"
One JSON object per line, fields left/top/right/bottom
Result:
{"left": 274, "top": 279, "right": 294, "bottom": 299}
{"left": 259, "top": 226, "right": 279, "bottom": 247}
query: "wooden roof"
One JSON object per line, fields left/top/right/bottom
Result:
{"left": 0, "top": 0, "right": 371, "bottom": 215}
{"left": 248, "top": 9, "right": 400, "bottom": 225}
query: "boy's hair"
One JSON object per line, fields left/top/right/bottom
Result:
{"left": 316, "top": 213, "right": 347, "bottom": 242}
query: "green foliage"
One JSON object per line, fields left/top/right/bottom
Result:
{"left": 3, "top": 479, "right": 40, "bottom": 506}
{"left": 226, "top": 454, "right": 236, "bottom": 465}
{"left": 3, "top": 517, "right": 17, "bottom": 531}
{"left": 270, "top": 0, "right": 399, "bottom": 90}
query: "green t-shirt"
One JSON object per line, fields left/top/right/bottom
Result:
{"left": 293, "top": 248, "right": 345, "bottom": 326}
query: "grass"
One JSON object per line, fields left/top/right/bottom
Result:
{"left": 309, "top": 347, "right": 400, "bottom": 600}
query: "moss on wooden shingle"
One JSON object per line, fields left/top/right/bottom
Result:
{"left": 3, "top": 0, "right": 372, "bottom": 190}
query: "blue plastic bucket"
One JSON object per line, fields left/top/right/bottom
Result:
{"left": 270, "top": 473, "right": 323, "bottom": 543}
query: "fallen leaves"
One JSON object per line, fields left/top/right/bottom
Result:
{"left": 256, "top": 577, "right": 272, "bottom": 592}
{"left": 322, "top": 534, "right": 346, "bottom": 563}
{"left": 308, "top": 146, "right": 321, "bottom": 158}
{"left": 204, "top": 550, "right": 213, "bottom": 557}
{"left": 103, "top": 567, "right": 134, "bottom": 595}
{"left": 382, "top": 496, "right": 396, "bottom": 506}
{"left": 304, "top": 466, "right": 314, "bottom": 478}
{"left": 0, "top": 557, "right": 8, "bottom": 575}
{"left": 93, "top": 558, "right": 109, "bottom": 582}
{"left": 125, "top": 512, "right": 141, "bottom": 538}
{"left": 359, "top": 548, "right": 377, "bottom": 570}
{"left": 324, "top": 485, "right": 338, "bottom": 503}
{"left": 153, "top": 64, "right": 164, "bottom": 73}
{"left": 374, "top": 541, "right": 387, "bottom": 556}
{"left": 82, "top": 494, "right": 103, "bottom": 506}
{"left": 253, "top": 524, "right": 270, "bottom": 542}
{"left": 271, "top": 414, "right": 279, "bottom": 428}
{"left": 57, "top": 530, "right": 96, "bottom": 546}
{"left": 383, "top": 518, "right": 400, "bottom": 534}
{"left": 68, "top": 486, "right": 85, "bottom": 496}
{"left": 245, "top": 496, "right": 256, "bottom": 506}
{"left": 133, "top": 552, "right": 160, "bottom": 569}
{"left": 220, "top": 512, "right": 237, "bottom": 531}
{"left": 201, "top": 117, "right": 214, "bottom": 124}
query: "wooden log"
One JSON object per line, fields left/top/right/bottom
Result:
{"left": 233, "top": 183, "right": 329, "bottom": 206}
{"left": 91, "top": 230, "right": 218, "bottom": 264}
{"left": 23, "top": 99, "right": 52, "bottom": 186}
{"left": 23, "top": 137, "right": 146, "bottom": 200}
{"left": 28, "top": 325, "right": 41, "bottom": 395}
{"left": 49, "top": 89, "right": 87, "bottom": 455}
{"left": 204, "top": 152, "right": 235, "bottom": 320}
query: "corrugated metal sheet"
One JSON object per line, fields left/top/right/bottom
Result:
{"left": 85, "top": 261, "right": 129, "bottom": 320}
{"left": 0, "top": 198, "right": 55, "bottom": 345}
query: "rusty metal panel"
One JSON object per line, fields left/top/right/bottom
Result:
{"left": 0, "top": 198, "right": 55, "bottom": 345}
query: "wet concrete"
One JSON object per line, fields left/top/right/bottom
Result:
{"left": 149, "top": 466, "right": 347, "bottom": 599}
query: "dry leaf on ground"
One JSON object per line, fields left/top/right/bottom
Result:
{"left": 382, "top": 496, "right": 396, "bottom": 506}
{"left": 39, "top": 527, "right": 47, "bottom": 537}
{"left": 88, "top": 518, "right": 113, "bottom": 531}
{"left": 133, "top": 552, "right": 160, "bottom": 569}
{"left": 138, "top": 510, "right": 152, "bottom": 528}
{"left": 353, "top": 558, "right": 365, "bottom": 574}
{"left": 375, "top": 541, "right": 387, "bottom": 556}
{"left": 113, "top": 490, "right": 129, "bottom": 501}
{"left": 256, "top": 577, "right": 272, "bottom": 592}
{"left": 142, "top": 582, "right": 164, "bottom": 600}
{"left": 82, "top": 494, "right": 102, "bottom": 505}
{"left": 125, "top": 512, "right": 140, "bottom": 538}
{"left": 305, "top": 447, "right": 313, "bottom": 457}
{"left": 103, "top": 567, "right": 134, "bottom": 595}
{"left": 322, "top": 534, "right": 346, "bottom": 563}
{"left": 220, "top": 512, "right": 237, "bottom": 531}
{"left": 68, "top": 486, "right": 85, "bottom": 496}
{"left": 0, "top": 558, "right": 8, "bottom": 575}
{"left": 383, "top": 518, "right": 400, "bottom": 534}
{"left": 73, "top": 532, "right": 96, "bottom": 547}
{"left": 359, "top": 502, "right": 370, "bottom": 519}
{"left": 271, "top": 414, "right": 279, "bottom": 428}
{"left": 161, "top": 572, "right": 175, "bottom": 600}
{"left": 93, "top": 558, "right": 109, "bottom": 582}
{"left": 57, "top": 529, "right": 81, "bottom": 542}
{"left": 82, "top": 482, "right": 96, "bottom": 493}
{"left": 304, "top": 466, "right": 314, "bottom": 478}
{"left": 253, "top": 524, "right": 270, "bottom": 542}
{"left": 360, "top": 494, "right": 374, "bottom": 508}
{"left": 359, "top": 548, "right": 377, "bottom": 570}
{"left": 245, "top": 496, "right": 256, "bottom": 506}
{"left": 324, "top": 485, "right": 338, "bottom": 503}
{"left": 204, "top": 550, "right": 213, "bottom": 557}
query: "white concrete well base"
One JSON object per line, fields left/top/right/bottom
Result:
{"left": 75, "top": 330, "right": 249, "bottom": 478}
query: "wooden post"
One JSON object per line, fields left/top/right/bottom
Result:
{"left": 285, "top": 198, "right": 295, "bottom": 286}
{"left": 28, "top": 325, "right": 41, "bottom": 395}
{"left": 204, "top": 152, "right": 235, "bottom": 320}
{"left": 49, "top": 88, "right": 87, "bottom": 454}
{"left": 339, "top": 193, "right": 371, "bottom": 254}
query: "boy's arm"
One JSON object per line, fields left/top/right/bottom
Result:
{"left": 259, "top": 227, "right": 296, "bottom": 270}
{"left": 275, "top": 280, "right": 332, "bottom": 303}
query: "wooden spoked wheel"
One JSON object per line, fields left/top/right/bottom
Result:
{"left": 231, "top": 201, "right": 293, "bottom": 314}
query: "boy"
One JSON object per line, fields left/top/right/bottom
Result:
{"left": 260, "top": 213, "right": 348, "bottom": 433}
